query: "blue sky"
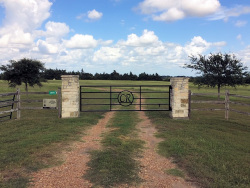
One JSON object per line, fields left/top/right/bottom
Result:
{"left": 0, "top": 0, "right": 249, "bottom": 76}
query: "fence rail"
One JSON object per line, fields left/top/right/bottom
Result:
{"left": 0, "top": 91, "right": 17, "bottom": 120}
{"left": 0, "top": 88, "right": 62, "bottom": 120}
{"left": 190, "top": 90, "right": 250, "bottom": 119}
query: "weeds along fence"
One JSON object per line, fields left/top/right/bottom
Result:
{"left": 0, "top": 88, "right": 62, "bottom": 120}
{"left": 189, "top": 90, "right": 250, "bottom": 120}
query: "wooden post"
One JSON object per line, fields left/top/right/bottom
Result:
{"left": 57, "top": 87, "right": 62, "bottom": 118}
{"left": 17, "top": 88, "right": 21, "bottom": 119}
{"left": 188, "top": 90, "right": 191, "bottom": 118}
{"left": 225, "top": 90, "right": 229, "bottom": 120}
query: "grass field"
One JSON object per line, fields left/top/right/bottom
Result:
{"left": 0, "top": 79, "right": 250, "bottom": 187}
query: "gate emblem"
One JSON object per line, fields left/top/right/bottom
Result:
{"left": 118, "top": 90, "right": 134, "bottom": 106}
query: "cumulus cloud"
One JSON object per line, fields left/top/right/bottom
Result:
{"left": 77, "top": 9, "right": 103, "bottom": 21}
{"left": 93, "top": 47, "right": 122, "bottom": 62}
{"left": 88, "top": 9, "right": 103, "bottom": 20}
{"left": 137, "top": 0, "right": 220, "bottom": 21}
{"left": 236, "top": 46, "right": 250, "bottom": 68}
{"left": 63, "top": 34, "right": 98, "bottom": 49}
{"left": 44, "top": 21, "right": 70, "bottom": 39}
{"left": 91, "top": 30, "right": 228, "bottom": 72}
{"left": 0, "top": 29, "right": 33, "bottom": 47}
{"left": 0, "top": 0, "right": 52, "bottom": 31}
{"left": 118, "top": 30, "right": 160, "bottom": 46}
{"left": 37, "top": 40, "right": 58, "bottom": 54}
{"left": 0, "top": 0, "right": 52, "bottom": 52}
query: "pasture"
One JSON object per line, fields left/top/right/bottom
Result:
{"left": 0, "top": 80, "right": 249, "bottom": 187}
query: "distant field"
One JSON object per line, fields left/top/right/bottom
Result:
{"left": 0, "top": 80, "right": 249, "bottom": 187}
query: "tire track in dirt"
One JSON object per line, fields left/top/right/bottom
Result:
{"left": 30, "top": 111, "right": 115, "bottom": 188}
{"left": 135, "top": 102, "right": 196, "bottom": 188}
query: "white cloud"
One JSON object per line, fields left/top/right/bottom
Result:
{"left": 0, "top": 0, "right": 52, "bottom": 50}
{"left": 119, "top": 30, "right": 160, "bottom": 46}
{"left": 153, "top": 8, "right": 185, "bottom": 21}
{"left": 237, "top": 46, "right": 250, "bottom": 68}
{"left": 235, "top": 20, "right": 247, "bottom": 27}
{"left": 93, "top": 47, "right": 122, "bottom": 62}
{"left": 184, "top": 36, "right": 211, "bottom": 55}
{"left": 0, "top": 29, "right": 33, "bottom": 47}
{"left": 137, "top": 0, "right": 220, "bottom": 21}
{"left": 37, "top": 40, "right": 58, "bottom": 54}
{"left": 63, "top": 34, "right": 98, "bottom": 49}
{"left": 76, "top": 9, "right": 103, "bottom": 22}
{"left": 45, "top": 21, "right": 70, "bottom": 39}
{"left": 209, "top": 5, "right": 250, "bottom": 21}
{"left": 0, "top": 0, "right": 52, "bottom": 31}
{"left": 88, "top": 9, "right": 103, "bottom": 20}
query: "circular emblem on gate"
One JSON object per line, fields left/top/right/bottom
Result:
{"left": 118, "top": 90, "right": 134, "bottom": 106}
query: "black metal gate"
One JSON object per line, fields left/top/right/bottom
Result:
{"left": 80, "top": 85, "right": 172, "bottom": 112}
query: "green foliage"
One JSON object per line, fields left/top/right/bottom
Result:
{"left": 41, "top": 68, "right": 163, "bottom": 81}
{"left": 185, "top": 53, "right": 249, "bottom": 97}
{"left": 0, "top": 58, "right": 45, "bottom": 92}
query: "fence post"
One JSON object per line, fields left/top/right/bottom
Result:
{"left": 225, "top": 90, "right": 229, "bottom": 120}
{"left": 17, "top": 88, "right": 21, "bottom": 119}
{"left": 57, "top": 87, "right": 62, "bottom": 118}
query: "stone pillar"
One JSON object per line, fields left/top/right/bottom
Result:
{"left": 170, "top": 77, "right": 189, "bottom": 119}
{"left": 61, "top": 75, "right": 80, "bottom": 118}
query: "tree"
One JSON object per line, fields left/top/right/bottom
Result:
{"left": 185, "top": 53, "right": 249, "bottom": 99}
{"left": 0, "top": 58, "right": 45, "bottom": 92}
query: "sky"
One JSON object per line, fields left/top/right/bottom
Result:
{"left": 0, "top": 0, "right": 250, "bottom": 76}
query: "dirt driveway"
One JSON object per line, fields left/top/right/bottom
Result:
{"left": 30, "top": 110, "right": 196, "bottom": 188}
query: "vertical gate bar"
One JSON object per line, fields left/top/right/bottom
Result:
{"left": 110, "top": 86, "right": 112, "bottom": 111}
{"left": 140, "top": 86, "right": 141, "bottom": 111}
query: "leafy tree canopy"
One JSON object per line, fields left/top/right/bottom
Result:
{"left": 185, "top": 53, "right": 249, "bottom": 98}
{"left": 0, "top": 58, "right": 45, "bottom": 92}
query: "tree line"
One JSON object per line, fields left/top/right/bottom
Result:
{"left": 0, "top": 67, "right": 164, "bottom": 81}
{"left": 1, "top": 54, "right": 249, "bottom": 94}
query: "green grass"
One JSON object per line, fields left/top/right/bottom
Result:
{"left": 0, "top": 80, "right": 105, "bottom": 187}
{"left": 84, "top": 110, "right": 144, "bottom": 187}
{"left": 146, "top": 111, "right": 250, "bottom": 187}
{"left": 1, "top": 80, "right": 250, "bottom": 188}
{"left": 165, "top": 168, "right": 185, "bottom": 178}
{"left": 144, "top": 83, "right": 250, "bottom": 187}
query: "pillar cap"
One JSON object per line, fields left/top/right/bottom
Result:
{"left": 61, "top": 75, "right": 79, "bottom": 78}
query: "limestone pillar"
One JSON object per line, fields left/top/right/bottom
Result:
{"left": 170, "top": 77, "right": 189, "bottom": 119}
{"left": 61, "top": 75, "right": 80, "bottom": 118}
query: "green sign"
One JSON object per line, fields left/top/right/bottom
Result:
{"left": 49, "top": 91, "right": 57, "bottom": 95}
